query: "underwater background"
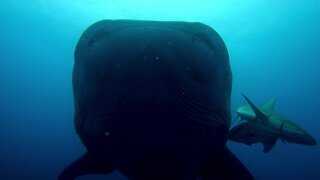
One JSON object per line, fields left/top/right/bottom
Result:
{"left": 0, "top": 0, "right": 319, "bottom": 179}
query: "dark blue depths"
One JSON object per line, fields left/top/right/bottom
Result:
{"left": 0, "top": 1, "right": 319, "bottom": 180}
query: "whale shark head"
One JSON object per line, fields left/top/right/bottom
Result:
{"left": 58, "top": 20, "right": 255, "bottom": 180}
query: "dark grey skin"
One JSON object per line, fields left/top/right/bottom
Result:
{"left": 59, "top": 20, "right": 253, "bottom": 180}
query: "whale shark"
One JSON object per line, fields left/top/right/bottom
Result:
{"left": 58, "top": 20, "right": 253, "bottom": 180}
{"left": 228, "top": 94, "right": 317, "bottom": 152}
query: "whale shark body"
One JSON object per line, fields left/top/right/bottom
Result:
{"left": 59, "top": 20, "right": 253, "bottom": 180}
{"left": 228, "top": 95, "right": 317, "bottom": 153}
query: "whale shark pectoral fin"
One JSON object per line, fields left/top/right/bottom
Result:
{"left": 262, "top": 136, "right": 278, "bottom": 153}
{"left": 58, "top": 152, "right": 115, "bottom": 180}
{"left": 198, "top": 147, "right": 254, "bottom": 180}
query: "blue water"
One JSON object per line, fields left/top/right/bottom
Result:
{"left": 1, "top": 0, "right": 319, "bottom": 179}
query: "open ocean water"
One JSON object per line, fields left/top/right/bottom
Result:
{"left": 0, "top": 0, "right": 319, "bottom": 179}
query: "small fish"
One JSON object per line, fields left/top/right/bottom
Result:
{"left": 228, "top": 94, "right": 317, "bottom": 153}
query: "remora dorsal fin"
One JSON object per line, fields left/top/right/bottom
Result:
{"left": 261, "top": 98, "right": 275, "bottom": 111}
{"left": 242, "top": 94, "right": 269, "bottom": 125}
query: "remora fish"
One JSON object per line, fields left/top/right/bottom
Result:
{"left": 228, "top": 94, "right": 316, "bottom": 152}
